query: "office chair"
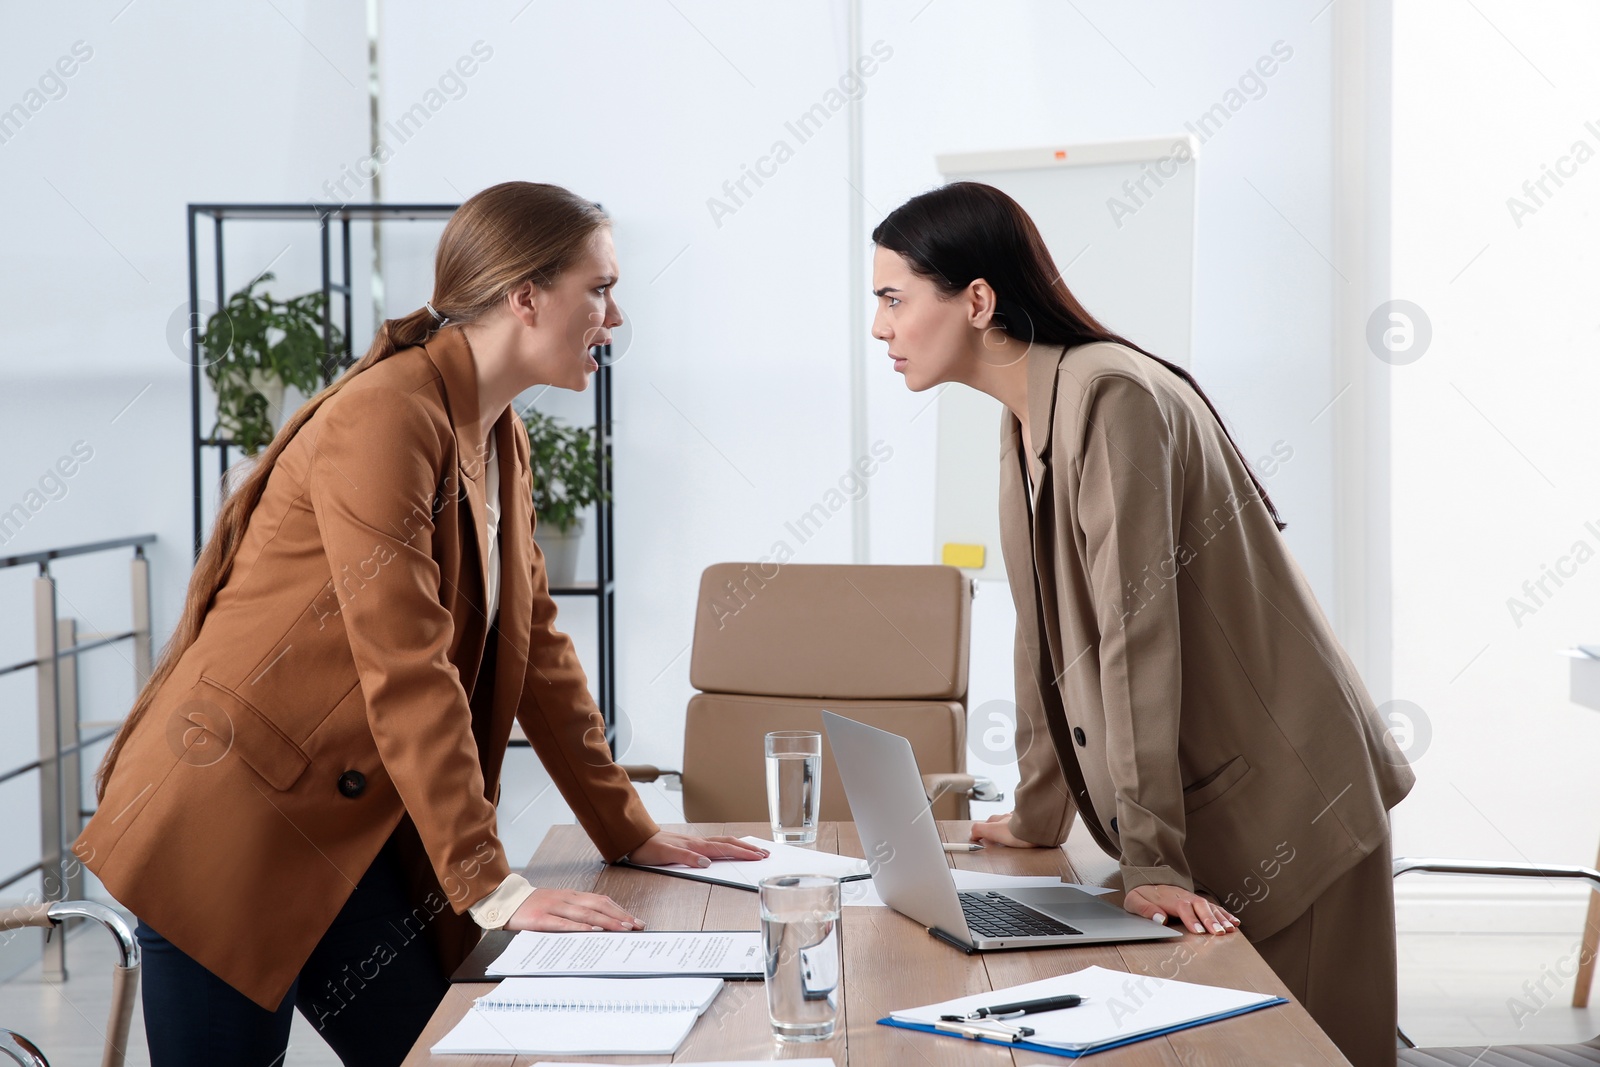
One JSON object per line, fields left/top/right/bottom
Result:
{"left": 1393, "top": 857, "right": 1600, "bottom": 1065}
{"left": 0, "top": 900, "right": 139, "bottom": 1067}
{"left": 622, "top": 562, "right": 1002, "bottom": 821}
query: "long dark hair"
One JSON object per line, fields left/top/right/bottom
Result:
{"left": 871, "top": 181, "right": 1285, "bottom": 531}
{"left": 93, "top": 181, "right": 610, "bottom": 802}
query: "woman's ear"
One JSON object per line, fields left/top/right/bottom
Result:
{"left": 507, "top": 280, "right": 540, "bottom": 329}
{"left": 966, "top": 278, "right": 998, "bottom": 329}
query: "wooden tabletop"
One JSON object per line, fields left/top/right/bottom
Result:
{"left": 403, "top": 821, "right": 1351, "bottom": 1065}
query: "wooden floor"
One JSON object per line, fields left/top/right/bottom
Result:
{"left": 3, "top": 882, "right": 1597, "bottom": 1063}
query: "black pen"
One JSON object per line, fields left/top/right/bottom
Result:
{"left": 941, "top": 993, "right": 1085, "bottom": 1021}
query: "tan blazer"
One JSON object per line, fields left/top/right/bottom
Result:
{"left": 74, "top": 325, "right": 659, "bottom": 1012}
{"left": 1001, "top": 340, "right": 1413, "bottom": 941}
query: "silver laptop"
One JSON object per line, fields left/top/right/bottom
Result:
{"left": 821, "top": 710, "right": 1183, "bottom": 952}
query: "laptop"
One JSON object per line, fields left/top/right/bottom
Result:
{"left": 821, "top": 710, "right": 1183, "bottom": 952}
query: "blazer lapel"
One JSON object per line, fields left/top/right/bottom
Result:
{"left": 487, "top": 408, "right": 532, "bottom": 730}
{"left": 1019, "top": 344, "right": 1070, "bottom": 675}
{"left": 421, "top": 327, "right": 534, "bottom": 753}
{"left": 997, "top": 421, "right": 1040, "bottom": 651}
{"left": 1022, "top": 343, "right": 1064, "bottom": 521}
{"left": 422, "top": 327, "right": 492, "bottom": 618}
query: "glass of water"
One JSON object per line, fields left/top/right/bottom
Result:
{"left": 764, "top": 730, "right": 822, "bottom": 844}
{"left": 759, "top": 874, "right": 841, "bottom": 1041}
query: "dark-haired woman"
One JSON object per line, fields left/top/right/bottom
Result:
{"left": 870, "top": 181, "right": 1413, "bottom": 1067}
{"left": 76, "top": 181, "right": 766, "bottom": 1066}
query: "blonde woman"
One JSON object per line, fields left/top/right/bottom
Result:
{"left": 869, "top": 181, "right": 1414, "bottom": 1067}
{"left": 77, "top": 182, "right": 764, "bottom": 1066}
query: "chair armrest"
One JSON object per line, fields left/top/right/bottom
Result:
{"left": 621, "top": 764, "right": 683, "bottom": 790}
{"left": 970, "top": 777, "right": 1005, "bottom": 803}
{"left": 921, "top": 773, "right": 1006, "bottom": 804}
{"left": 1393, "top": 856, "right": 1600, "bottom": 894}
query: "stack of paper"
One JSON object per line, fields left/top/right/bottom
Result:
{"left": 884, "top": 965, "right": 1285, "bottom": 1056}
{"left": 486, "top": 929, "right": 762, "bottom": 978}
{"left": 431, "top": 976, "right": 723, "bottom": 1056}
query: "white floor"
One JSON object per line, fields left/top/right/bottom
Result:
{"left": 1, "top": 901, "right": 1596, "bottom": 1064}
{"left": 1399, "top": 930, "right": 1600, "bottom": 1049}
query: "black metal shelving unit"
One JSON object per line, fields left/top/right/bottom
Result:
{"left": 185, "top": 202, "right": 618, "bottom": 744}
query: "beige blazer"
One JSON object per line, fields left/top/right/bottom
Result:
{"left": 1000, "top": 341, "right": 1414, "bottom": 941}
{"left": 74, "top": 325, "right": 658, "bottom": 1011}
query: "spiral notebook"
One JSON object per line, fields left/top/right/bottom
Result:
{"left": 429, "top": 976, "right": 724, "bottom": 1056}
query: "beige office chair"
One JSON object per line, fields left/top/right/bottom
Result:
{"left": 0, "top": 900, "right": 138, "bottom": 1067}
{"left": 624, "top": 562, "right": 1001, "bottom": 821}
{"left": 1393, "top": 857, "right": 1600, "bottom": 1064}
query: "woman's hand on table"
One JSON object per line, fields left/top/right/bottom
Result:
{"left": 505, "top": 888, "right": 644, "bottom": 932}
{"left": 967, "top": 812, "right": 1047, "bottom": 849}
{"left": 502, "top": 835, "right": 768, "bottom": 933}
{"left": 1122, "top": 883, "right": 1241, "bottom": 935}
{"left": 624, "top": 831, "right": 770, "bottom": 868}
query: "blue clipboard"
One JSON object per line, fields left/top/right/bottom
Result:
{"left": 877, "top": 996, "right": 1289, "bottom": 1058}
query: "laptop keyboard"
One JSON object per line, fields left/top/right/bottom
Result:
{"left": 959, "top": 891, "right": 1083, "bottom": 939}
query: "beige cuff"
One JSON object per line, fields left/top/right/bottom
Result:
{"left": 468, "top": 872, "right": 537, "bottom": 930}
{"left": 1119, "top": 863, "right": 1194, "bottom": 895}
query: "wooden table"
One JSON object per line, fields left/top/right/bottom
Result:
{"left": 404, "top": 821, "right": 1352, "bottom": 1065}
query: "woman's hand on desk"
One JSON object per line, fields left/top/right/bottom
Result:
{"left": 1123, "top": 884, "right": 1241, "bottom": 935}
{"left": 625, "top": 831, "right": 770, "bottom": 868}
{"left": 505, "top": 888, "right": 645, "bottom": 933}
{"left": 967, "top": 812, "right": 1046, "bottom": 849}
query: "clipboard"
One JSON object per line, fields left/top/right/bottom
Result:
{"left": 876, "top": 996, "right": 1289, "bottom": 1058}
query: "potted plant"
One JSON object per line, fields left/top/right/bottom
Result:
{"left": 522, "top": 408, "right": 609, "bottom": 586}
{"left": 202, "top": 271, "right": 341, "bottom": 468}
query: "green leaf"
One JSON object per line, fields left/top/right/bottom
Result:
{"left": 203, "top": 271, "right": 345, "bottom": 455}
{"left": 521, "top": 408, "right": 610, "bottom": 534}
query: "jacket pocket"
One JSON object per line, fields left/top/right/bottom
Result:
{"left": 1182, "top": 754, "right": 1251, "bottom": 814}
{"left": 196, "top": 675, "right": 312, "bottom": 791}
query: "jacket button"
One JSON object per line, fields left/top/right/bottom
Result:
{"left": 337, "top": 770, "right": 366, "bottom": 798}
{"left": 1073, "top": 727, "right": 1087, "bottom": 747}
{"left": 1111, "top": 817, "right": 1119, "bottom": 833}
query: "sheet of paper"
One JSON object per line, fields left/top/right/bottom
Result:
{"left": 633, "top": 835, "right": 869, "bottom": 888}
{"left": 840, "top": 869, "right": 1114, "bottom": 908}
{"left": 535, "top": 1061, "right": 837, "bottom": 1066}
{"left": 891, "top": 964, "right": 1280, "bottom": 1052}
{"left": 487, "top": 929, "right": 762, "bottom": 977}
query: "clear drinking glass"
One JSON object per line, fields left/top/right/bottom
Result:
{"left": 764, "top": 730, "right": 822, "bottom": 844}
{"left": 759, "top": 874, "right": 841, "bottom": 1041}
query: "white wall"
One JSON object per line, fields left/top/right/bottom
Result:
{"left": 2, "top": 1, "right": 1367, "bottom": 898}
{"left": 1388, "top": 0, "right": 1600, "bottom": 927}
{"left": 0, "top": 1, "right": 368, "bottom": 923}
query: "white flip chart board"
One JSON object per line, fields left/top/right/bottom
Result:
{"left": 931, "top": 137, "right": 1198, "bottom": 581}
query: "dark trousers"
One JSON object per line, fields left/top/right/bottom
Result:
{"left": 134, "top": 833, "right": 450, "bottom": 1066}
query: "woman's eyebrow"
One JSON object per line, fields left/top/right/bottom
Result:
{"left": 872, "top": 286, "right": 900, "bottom": 297}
